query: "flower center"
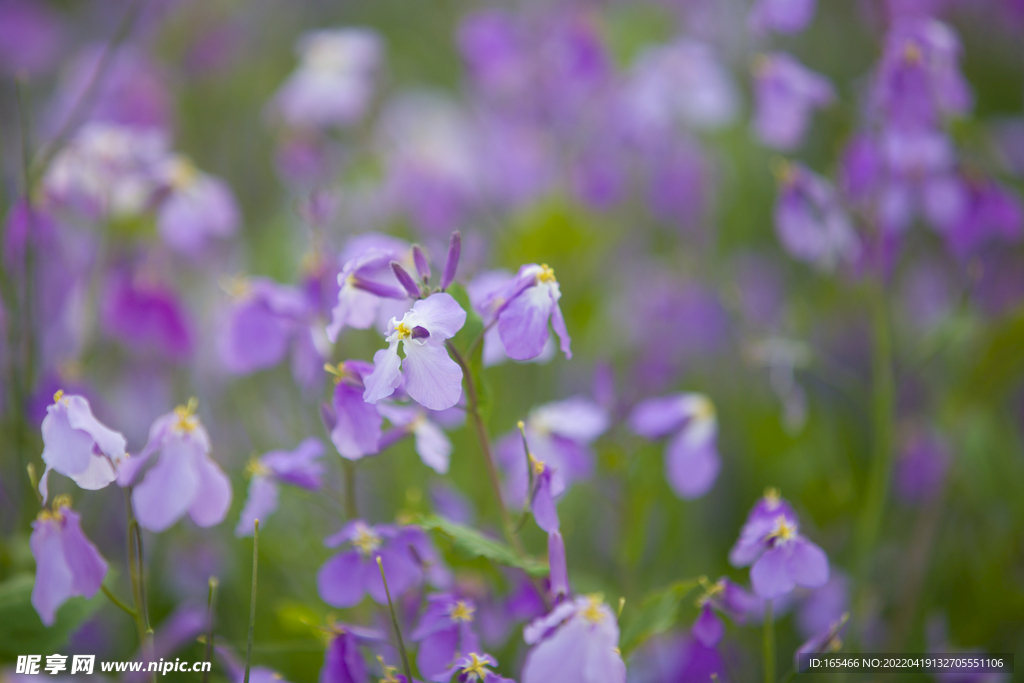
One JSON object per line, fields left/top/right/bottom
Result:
{"left": 38, "top": 494, "right": 73, "bottom": 522}
{"left": 537, "top": 263, "right": 556, "bottom": 284}
{"left": 168, "top": 156, "right": 199, "bottom": 190}
{"left": 244, "top": 456, "right": 271, "bottom": 478}
{"left": 450, "top": 600, "right": 475, "bottom": 622}
{"left": 353, "top": 525, "right": 382, "bottom": 557}
{"left": 768, "top": 515, "right": 797, "bottom": 544}
{"left": 173, "top": 398, "right": 200, "bottom": 433}
{"left": 581, "top": 595, "right": 605, "bottom": 624}
{"left": 528, "top": 454, "right": 545, "bottom": 475}
{"left": 324, "top": 362, "right": 346, "bottom": 385}
{"left": 394, "top": 322, "right": 412, "bottom": 340}
{"left": 52, "top": 389, "right": 66, "bottom": 405}
{"left": 692, "top": 396, "right": 715, "bottom": 421}
{"left": 696, "top": 576, "right": 725, "bottom": 606}
{"left": 902, "top": 40, "right": 923, "bottom": 64}
{"left": 219, "top": 274, "right": 250, "bottom": 299}
{"left": 376, "top": 657, "right": 401, "bottom": 683}
{"left": 460, "top": 653, "right": 491, "bottom": 681}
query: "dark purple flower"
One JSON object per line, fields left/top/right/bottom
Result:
{"left": 0, "top": 0, "right": 62, "bottom": 75}
{"left": 38, "top": 391, "right": 127, "bottom": 501}
{"left": 271, "top": 28, "right": 382, "bottom": 129}
{"left": 411, "top": 594, "right": 482, "bottom": 679}
{"left": 102, "top": 265, "right": 193, "bottom": 362}
{"left": 628, "top": 393, "right": 720, "bottom": 499}
{"left": 774, "top": 161, "right": 860, "bottom": 270}
{"left": 748, "top": 0, "right": 817, "bottom": 35}
{"left": 236, "top": 438, "right": 324, "bottom": 536}
{"left": 753, "top": 53, "right": 835, "bottom": 150}
{"left": 117, "top": 400, "right": 232, "bottom": 532}
{"left": 729, "top": 490, "right": 829, "bottom": 599}
{"left": 894, "top": 429, "right": 950, "bottom": 504}
{"left": 363, "top": 293, "right": 467, "bottom": 411}
{"left": 496, "top": 397, "right": 607, "bottom": 506}
{"left": 320, "top": 630, "right": 366, "bottom": 683}
{"left": 521, "top": 595, "right": 625, "bottom": 683}
{"left": 30, "top": 496, "right": 107, "bottom": 626}
{"left": 942, "top": 180, "right": 1023, "bottom": 259}
{"left": 317, "top": 521, "right": 425, "bottom": 607}
{"left": 325, "top": 360, "right": 383, "bottom": 461}
{"left": 155, "top": 156, "right": 239, "bottom": 255}
{"left": 691, "top": 604, "right": 724, "bottom": 648}
{"left": 433, "top": 652, "right": 515, "bottom": 683}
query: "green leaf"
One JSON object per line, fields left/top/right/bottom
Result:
{"left": 413, "top": 515, "right": 548, "bottom": 577}
{"left": 619, "top": 579, "right": 700, "bottom": 657}
{"left": 0, "top": 573, "right": 104, "bottom": 660}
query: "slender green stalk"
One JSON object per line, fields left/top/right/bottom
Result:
{"left": 100, "top": 584, "right": 137, "bottom": 619}
{"left": 203, "top": 577, "right": 219, "bottom": 683}
{"left": 342, "top": 459, "right": 359, "bottom": 519}
{"left": 763, "top": 601, "right": 775, "bottom": 683}
{"left": 244, "top": 520, "right": 259, "bottom": 683}
{"left": 376, "top": 557, "right": 414, "bottom": 683}
{"left": 122, "top": 489, "right": 155, "bottom": 683}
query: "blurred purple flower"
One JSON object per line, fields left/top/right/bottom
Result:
{"left": 774, "top": 161, "right": 860, "bottom": 270}
{"left": 317, "top": 521, "right": 426, "bottom": 607}
{"left": 363, "top": 293, "right": 467, "bottom": 411}
{"left": 753, "top": 53, "right": 835, "bottom": 150}
{"left": 467, "top": 270, "right": 553, "bottom": 367}
{"left": 548, "top": 531, "right": 570, "bottom": 599}
{"left": 748, "top": 0, "right": 817, "bottom": 35}
{"left": 236, "top": 438, "right": 324, "bottom": 536}
{"left": 102, "top": 264, "right": 193, "bottom": 362}
{"left": 271, "top": 28, "right": 382, "bottom": 129}
{"left": 492, "top": 264, "right": 572, "bottom": 362}
{"left": 155, "top": 155, "right": 239, "bottom": 255}
{"left": 797, "top": 572, "right": 850, "bottom": 639}
{"left": 433, "top": 652, "right": 515, "bottom": 683}
{"left": 894, "top": 428, "right": 950, "bottom": 504}
{"left": 118, "top": 400, "right": 232, "bottom": 532}
{"left": 323, "top": 360, "right": 383, "bottom": 461}
{"left": 319, "top": 630, "right": 366, "bottom": 683}
{"left": 30, "top": 497, "right": 107, "bottom": 626}
{"left": 411, "top": 594, "right": 482, "bottom": 679}
{"left": 626, "top": 633, "right": 728, "bottom": 683}
{"left": 496, "top": 397, "right": 608, "bottom": 506}
{"left": 431, "top": 482, "right": 475, "bottom": 525}
{"left": 521, "top": 595, "right": 626, "bottom": 683}
{"left": 377, "top": 400, "right": 461, "bottom": 474}
{"left": 125, "top": 605, "right": 207, "bottom": 682}
{"left": 942, "top": 179, "right": 1023, "bottom": 259}
{"left": 794, "top": 614, "right": 847, "bottom": 669}
{"left": 0, "top": 0, "right": 62, "bottom": 75}
{"left": 327, "top": 233, "right": 413, "bottom": 342}
{"left": 629, "top": 393, "right": 720, "bottom": 499}
{"left": 38, "top": 391, "right": 127, "bottom": 502}
{"left": 729, "top": 490, "right": 829, "bottom": 599}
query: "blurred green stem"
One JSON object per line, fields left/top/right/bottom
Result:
{"left": 764, "top": 601, "right": 775, "bottom": 683}
{"left": 855, "top": 282, "right": 895, "bottom": 598}
{"left": 244, "top": 520, "right": 259, "bottom": 683}
{"left": 203, "top": 577, "right": 219, "bottom": 683}
{"left": 123, "top": 488, "right": 155, "bottom": 683}
{"left": 342, "top": 459, "right": 358, "bottom": 519}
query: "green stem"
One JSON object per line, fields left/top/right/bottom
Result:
{"left": 122, "top": 489, "right": 155, "bottom": 683}
{"left": 203, "top": 577, "right": 218, "bottom": 683}
{"left": 100, "top": 584, "right": 137, "bottom": 619}
{"left": 376, "top": 557, "right": 414, "bottom": 683}
{"left": 342, "top": 459, "right": 358, "bottom": 519}
{"left": 764, "top": 601, "right": 775, "bottom": 683}
{"left": 244, "top": 520, "right": 259, "bottom": 683}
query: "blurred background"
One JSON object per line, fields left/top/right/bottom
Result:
{"left": 1, "top": 0, "right": 1023, "bottom": 681}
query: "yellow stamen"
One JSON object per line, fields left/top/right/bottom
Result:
{"left": 244, "top": 456, "right": 271, "bottom": 478}
{"left": 768, "top": 515, "right": 797, "bottom": 543}
{"left": 461, "top": 653, "right": 490, "bottom": 680}
{"left": 218, "top": 274, "right": 250, "bottom": 299}
{"left": 696, "top": 577, "right": 725, "bottom": 606}
{"left": 528, "top": 453, "right": 545, "bottom": 475}
{"left": 581, "top": 595, "right": 605, "bottom": 624}
{"left": 173, "top": 398, "right": 200, "bottom": 433}
{"left": 168, "top": 156, "right": 199, "bottom": 190}
{"left": 38, "top": 494, "right": 73, "bottom": 522}
{"left": 393, "top": 322, "right": 412, "bottom": 340}
{"left": 537, "top": 264, "right": 556, "bottom": 283}
{"left": 376, "top": 656, "right": 401, "bottom": 683}
{"left": 692, "top": 396, "right": 715, "bottom": 421}
{"left": 903, "top": 41, "right": 923, "bottom": 64}
{"left": 771, "top": 157, "right": 795, "bottom": 186}
{"left": 352, "top": 525, "right": 382, "bottom": 557}
{"left": 53, "top": 389, "right": 65, "bottom": 404}
{"left": 450, "top": 600, "right": 475, "bottom": 622}
{"left": 324, "top": 362, "right": 346, "bottom": 385}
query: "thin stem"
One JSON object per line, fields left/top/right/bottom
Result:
{"left": 203, "top": 577, "right": 219, "bottom": 683}
{"left": 763, "top": 601, "right": 775, "bottom": 683}
{"left": 244, "top": 520, "right": 260, "bottom": 683}
{"left": 445, "top": 340, "right": 521, "bottom": 554}
{"left": 100, "top": 584, "right": 137, "bottom": 619}
{"left": 342, "top": 459, "right": 358, "bottom": 519}
{"left": 376, "top": 557, "right": 414, "bottom": 683}
{"left": 123, "top": 488, "right": 155, "bottom": 683}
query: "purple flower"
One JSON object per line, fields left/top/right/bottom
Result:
{"left": 774, "top": 161, "right": 860, "bottom": 271}
{"left": 753, "top": 53, "right": 835, "bottom": 150}
{"left": 628, "top": 393, "right": 720, "bottom": 499}
{"left": 363, "top": 293, "right": 467, "bottom": 411}
{"left": 433, "top": 652, "right": 515, "bottom": 683}
{"left": 529, "top": 456, "right": 565, "bottom": 535}
{"left": 797, "top": 573, "right": 850, "bottom": 640}
{"left": 271, "top": 28, "right": 382, "bottom": 129}
{"left": 316, "top": 521, "right": 425, "bottom": 607}
{"left": 0, "top": 0, "right": 62, "bottom": 76}
{"left": 326, "top": 234, "right": 413, "bottom": 343}
{"left": 117, "top": 400, "right": 232, "bottom": 533}
{"left": 942, "top": 180, "right": 1023, "bottom": 259}
{"left": 324, "top": 360, "right": 383, "bottom": 460}
{"left": 691, "top": 603, "right": 724, "bottom": 648}
{"left": 894, "top": 429, "right": 950, "bottom": 504}
{"left": 320, "top": 630, "right": 366, "bottom": 683}
{"left": 467, "top": 270, "right": 553, "bottom": 368}
{"left": 155, "top": 156, "right": 240, "bottom": 255}
{"left": 411, "top": 594, "right": 482, "bottom": 679}
{"left": 101, "top": 264, "right": 193, "bottom": 362}
{"left": 521, "top": 595, "right": 625, "bottom": 683}
{"left": 748, "top": 0, "right": 817, "bottom": 35}
{"left": 548, "top": 532, "right": 569, "bottom": 599}
{"left": 496, "top": 397, "right": 608, "bottom": 506}
{"left": 488, "top": 264, "right": 571, "bottom": 362}
{"left": 794, "top": 613, "right": 848, "bottom": 670}
{"left": 699, "top": 577, "right": 764, "bottom": 624}
{"left": 30, "top": 496, "right": 107, "bottom": 626}
{"left": 729, "top": 490, "right": 829, "bottom": 599}
{"left": 377, "top": 401, "right": 459, "bottom": 474}
{"left": 39, "top": 391, "right": 127, "bottom": 502}
{"left": 235, "top": 438, "right": 324, "bottom": 536}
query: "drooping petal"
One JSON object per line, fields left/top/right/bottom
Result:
{"left": 132, "top": 440, "right": 200, "bottom": 533}
{"left": 549, "top": 298, "right": 572, "bottom": 360}
{"left": 405, "top": 292, "right": 468, "bottom": 339}
{"left": 63, "top": 395, "right": 127, "bottom": 460}
{"left": 41, "top": 404, "right": 94, "bottom": 477}
{"left": 362, "top": 342, "right": 403, "bottom": 404}
{"left": 548, "top": 531, "right": 569, "bottom": 598}
{"left": 413, "top": 417, "right": 452, "bottom": 474}
{"left": 333, "top": 381, "right": 383, "bottom": 458}
{"left": 401, "top": 341, "right": 464, "bottom": 411}
{"left": 236, "top": 476, "right": 279, "bottom": 537}
{"left": 751, "top": 546, "right": 795, "bottom": 599}
{"left": 531, "top": 470, "right": 560, "bottom": 534}
{"left": 365, "top": 544, "right": 420, "bottom": 604}
{"left": 417, "top": 627, "right": 460, "bottom": 680}
{"left": 319, "top": 631, "right": 367, "bottom": 683}
{"left": 497, "top": 284, "right": 553, "bottom": 361}
{"left": 628, "top": 395, "right": 689, "bottom": 439}
{"left": 691, "top": 604, "right": 723, "bottom": 647}
{"left": 30, "top": 518, "right": 73, "bottom": 627}
{"left": 69, "top": 454, "right": 118, "bottom": 490}
{"left": 530, "top": 397, "right": 607, "bottom": 443}
{"left": 188, "top": 454, "right": 232, "bottom": 528}
{"left": 263, "top": 437, "right": 325, "bottom": 489}
{"left": 317, "top": 550, "right": 366, "bottom": 608}
{"left": 664, "top": 416, "right": 720, "bottom": 499}
{"left": 788, "top": 538, "right": 829, "bottom": 589}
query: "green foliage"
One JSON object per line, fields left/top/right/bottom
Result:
{"left": 414, "top": 515, "right": 548, "bottom": 577}
{"left": 0, "top": 574, "right": 104, "bottom": 662}
{"left": 619, "top": 579, "right": 700, "bottom": 657}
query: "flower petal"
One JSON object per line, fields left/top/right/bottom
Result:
{"left": 413, "top": 418, "right": 452, "bottom": 474}
{"left": 401, "top": 342, "right": 464, "bottom": 411}
{"left": 664, "top": 416, "right": 720, "bottom": 499}
{"left": 333, "top": 382, "right": 383, "bottom": 458}
{"left": 406, "top": 292, "right": 467, "bottom": 340}
{"left": 236, "top": 476, "right": 279, "bottom": 537}
{"left": 788, "top": 538, "right": 829, "bottom": 589}
{"left": 30, "top": 519, "right": 73, "bottom": 627}
{"left": 317, "top": 550, "right": 366, "bottom": 608}
{"left": 132, "top": 440, "right": 200, "bottom": 532}
{"left": 497, "top": 284, "right": 553, "bottom": 361}
{"left": 751, "top": 546, "right": 795, "bottom": 599}
{"left": 188, "top": 454, "right": 233, "bottom": 528}
{"left": 362, "top": 341, "right": 403, "bottom": 404}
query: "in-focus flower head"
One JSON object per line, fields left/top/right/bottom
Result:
{"left": 521, "top": 594, "right": 626, "bottom": 683}
{"left": 433, "top": 652, "right": 515, "bottom": 683}
{"left": 363, "top": 292, "right": 467, "bottom": 411}
{"left": 753, "top": 53, "right": 835, "bottom": 151}
{"left": 317, "top": 521, "right": 429, "bottom": 608}
{"left": 235, "top": 438, "right": 325, "bottom": 536}
{"left": 729, "top": 489, "right": 829, "bottom": 599}
{"left": 39, "top": 390, "right": 127, "bottom": 501}
{"left": 411, "top": 594, "right": 482, "bottom": 679}
{"left": 773, "top": 160, "right": 860, "bottom": 271}
{"left": 117, "top": 398, "right": 232, "bottom": 532}
{"left": 628, "top": 393, "right": 720, "bottom": 499}
{"left": 487, "top": 263, "right": 572, "bottom": 362}
{"left": 30, "top": 495, "right": 107, "bottom": 626}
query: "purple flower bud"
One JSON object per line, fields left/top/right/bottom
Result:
{"left": 529, "top": 459, "right": 564, "bottom": 534}
{"left": 413, "top": 245, "right": 432, "bottom": 282}
{"left": 392, "top": 261, "right": 423, "bottom": 298}
{"left": 692, "top": 603, "right": 724, "bottom": 648}
{"left": 30, "top": 498, "right": 107, "bottom": 626}
{"left": 440, "top": 231, "right": 462, "bottom": 291}
{"left": 548, "top": 532, "right": 569, "bottom": 599}
{"left": 320, "top": 630, "right": 366, "bottom": 683}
